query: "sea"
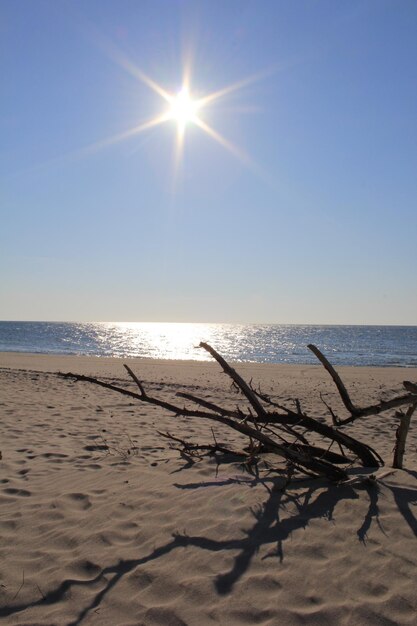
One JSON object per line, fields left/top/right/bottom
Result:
{"left": 0, "top": 321, "right": 416, "bottom": 367}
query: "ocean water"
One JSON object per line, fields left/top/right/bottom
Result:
{"left": 0, "top": 321, "right": 416, "bottom": 367}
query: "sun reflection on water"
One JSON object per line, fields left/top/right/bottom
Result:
{"left": 1, "top": 321, "right": 416, "bottom": 365}
{"left": 98, "top": 322, "right": 233, "bottom": 361}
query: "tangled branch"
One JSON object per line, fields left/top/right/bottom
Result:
{"left": 60, "top": 343, "right": 417, "bottom": 482}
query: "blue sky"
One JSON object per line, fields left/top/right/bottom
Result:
{"left": 1, "top": 0, "right": 416, "bottom": 324}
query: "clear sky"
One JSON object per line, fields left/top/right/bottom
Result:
{"left": 1, "top": 0, "right": 416, "bottom": 325}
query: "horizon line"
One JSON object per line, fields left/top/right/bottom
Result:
{"left": 1, "top": 319, "right": 416, "bottom": 328}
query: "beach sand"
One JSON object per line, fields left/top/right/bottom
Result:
{"left": 0, "top": 352, "right": 416, "bottom": 625}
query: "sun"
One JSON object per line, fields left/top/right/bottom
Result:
{"left": 168, "top": 87, "right": 199, "bottom": 131}
{"left": 74, "top": 36, "right": 266, "bottom": 171}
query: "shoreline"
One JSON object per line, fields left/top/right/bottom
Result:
{"left": 2, "top": 349, "right": 417, "bottom": 373}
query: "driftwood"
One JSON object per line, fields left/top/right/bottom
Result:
{"left": 393, "top": 402, "right": 416, "bottom": 469}
{"left": 61, "top": 343, "right": 417, "bottom": 483}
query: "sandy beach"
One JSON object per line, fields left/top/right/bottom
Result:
{"left": 0, "top": 352, "right": 416, "bottom": 625}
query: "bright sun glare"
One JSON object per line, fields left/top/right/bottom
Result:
{"left": 168, "top": 87, "right": 199, "bottom": 130}
{"left": 77, "top": 35, "right": 268, "bottom": 173}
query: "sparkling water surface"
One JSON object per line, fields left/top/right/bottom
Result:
{"left": 0, "top": 321, "right": 416, "bottom": 366}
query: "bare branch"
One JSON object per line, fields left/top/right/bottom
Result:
{"left": 59, "top": 372, "right": 229, "bottom": 421}
{"left": 337, "top": 393, "right": 417, "bottom": 425}
{"left": 176, "top": 391, "right": 243, "bottom": 419}
{"left": 199, "top": 342, "right": 267, "bottom": 419}
{"left": 307, "top": 345, "right": 417, "bottom": 425}
{"left": 308, "top": 344, "right": 359, "bottom": 415}
{"left": 266, "top": 410, "right": 384, "bottom": 467}
{"left": 403, "top": 380, "right": 417, "bottom": 394}
{"left": 157, "top": 431, "right": 246, "bottom": 458}
{"left": 392, "top": 403, "right": 416, "bottom": 469}
{"left": 123, "top": 364, "right": 146, "bottom": 396}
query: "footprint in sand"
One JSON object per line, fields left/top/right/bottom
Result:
{"left": 3, "top": 487, "right": 31, "bottom": 497}
{"left": 37, "top": 452, "right": 69, "bottom": 464}
{"left": 68, "top": 558, "right": 102, "bottom": 580}
{"left": 61, "top": 492, "right": 92, "bottom": 510}
{"left": 83, "top": 444, "right": 109, "bottom": 452}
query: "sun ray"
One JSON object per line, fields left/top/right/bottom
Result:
{"left": 181, "top": 49, "right": 193, "bottom": 93}
{"left": 170, "top": 124, "right": 186, "bottom": 197}
{"left": 83, "top": 24, "right": 174, "bottom": 103}
{"left": 173, "top": 120, "right": 186, "bottom": 171}
{"left": 193, "top": 117, "right": 252, "bottom": 166}
{"left": 73, "top": 112, "right": 171, "bottom": 158}
{"left": 23, "top": 112, "right": 171, "bottom": 175}
{"left": 123, "top": 63, "right": 173, "bottom": 104}
{"left": 195, "top": 68, "right": 273, "bottom": 109}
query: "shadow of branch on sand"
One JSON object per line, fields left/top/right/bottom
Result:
{"left": 1, "top": 474, "right": 415, "bottom": 626}
{"left": 383, "top": 470, "right": 417, "bottom": 537}
{"left": 176, "top": 477, "right": 360, "bottom": 593}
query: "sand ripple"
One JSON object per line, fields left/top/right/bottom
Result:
{"left": 0, "top": 356, "right": 416, "bottom": 625}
